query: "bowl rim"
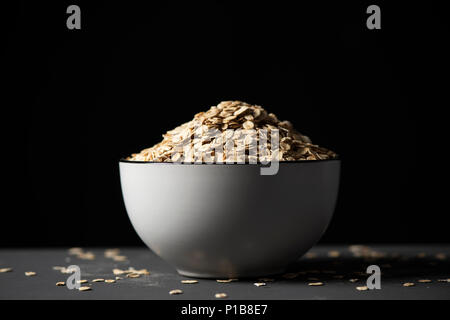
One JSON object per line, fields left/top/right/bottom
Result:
{"left": 119, "top": 158, "right": 340, "bottom": 165}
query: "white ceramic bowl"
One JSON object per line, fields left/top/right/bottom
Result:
{"left": 119, "top": 160, "right": 340, "bottom": 278}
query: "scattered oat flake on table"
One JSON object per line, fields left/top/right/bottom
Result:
{"left": 59, "top": 268, "right": 72, "bottom": 274}
{"left": 437, "top": 279, "right": 450, "bottom": 282}
{"left": 55, "top": 282, "right": 65, "bottom": 286}
{"left": 60, "top": 266, "right": 77, "bottom": 274}
{"left": 115, "top": 276, "right": 123, "bottom": 280}
{"left": 52, "top": 266, "right": 64, "bottom": 271}
{"left": 113, "top": 268, "right": 125, "bottom": 275}
{"left": 25, "top": 271, "right": 36, "bottom": 276}
{"left": 78, "top": 286, "right": 91, "bottom": 291}
{"left": 104, "top": 248, "right": 121, "bottom": 258}
{"left": 68, "top": 247, "right": 83, "bottom": 255}
{"left": 78, "top": 252, "right": 95, "bottom": 260}
{"left": 77, "top": 279, "right": 88, "bottom": 284}
{"left": 216, "top": 279, "right": 237, "bottom": 283}
{"left": 68, "top": 247, "right": 95, "bottom": 260}
{"left": 105, "top": 279, "right": 116, "bottom": 283}
{"left": 403, "top": 282, "right": 415, "bottom": 287}
{"left": 254, "top": 282, "right": 266, "bottom": 287}
{"left": 308, "top": 282, "right": 324, "bottom": 286}
{"left": 418, "top": 279, "right": 432, "bottom": 283}
{"left": 305, "top": 252, "right": 317, "bottom": 259}
{"left": 59, "top": 267, "right": 76, "bottom": 274}
{"left": 356, "top": 286, "right": 368, "bottom": 291}
{"left": 169, "top": 289, "right": 183, "bottom": 295}
{"left": 127, "top": 273, "right": 140, "bottom": 278}
{"left": 215, "top": 293, "right": 228, "bottom": 299}
{"left": 133, "top": 268, "right": 150, "bottom": 275}
{"left": 113, "top": 255, "right": 127, "bottom": 262}
{"left": 328, "top": 250, "right": 340, "bottom": 258}
{"left": 181, "top": 280, "right": 198, "bottom": 284}
{"left": 0, "top": 268, "right": 13, "bottom": 273}
{"left": 349, "top": 279, "right": 359, "bottom": 283}
{"left": 92, "top": 279, "right": 105, "bottom": 282}
{"left": 113, "top": 267, "right": 149, "bottom": 276}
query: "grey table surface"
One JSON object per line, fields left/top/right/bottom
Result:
{"left": 0, "top": 245, "right": 449, "bottom": 300}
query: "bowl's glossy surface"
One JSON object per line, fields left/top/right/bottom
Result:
{"left": 119, "top": 160, "right": 340, "bottom": 278}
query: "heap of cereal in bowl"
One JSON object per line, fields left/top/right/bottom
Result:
{"left": 127, "top": 101, "right": 337, "bottom": 163}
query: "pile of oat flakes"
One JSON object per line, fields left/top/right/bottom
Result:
{"left": 128, "top": 101, "right": 337, "bottom": 163}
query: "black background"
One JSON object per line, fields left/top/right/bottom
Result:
{"left": 1, "top": 1, "right": 448, "bottom": 246}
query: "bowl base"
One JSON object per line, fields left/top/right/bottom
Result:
{"left": 176, "top": 267, "right": 287, "bottom": 279}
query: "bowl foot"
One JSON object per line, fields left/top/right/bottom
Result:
{"left": 176, "top": 267, "right": 287, "bottom": 279}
